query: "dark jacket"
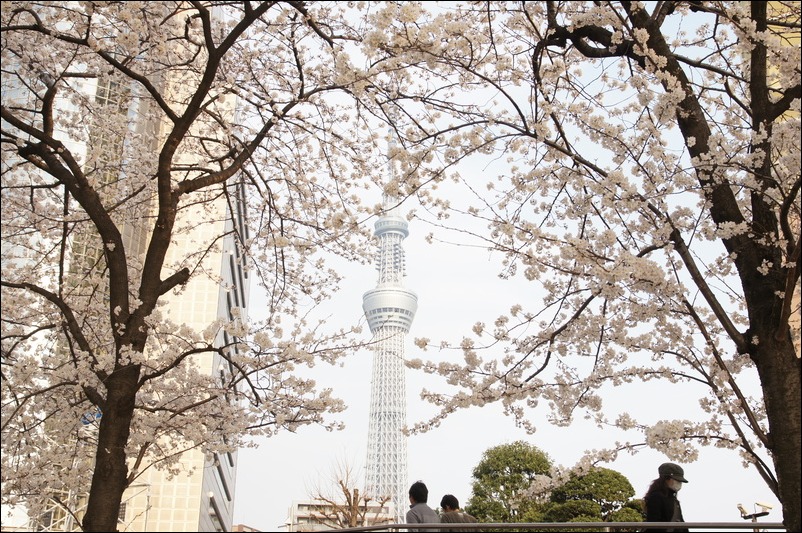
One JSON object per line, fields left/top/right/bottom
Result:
{"left": 644, "top": 487, "right": 688, "bottom": 532}
{"left": 439, "top": 510, "right": 478, "bottom": 532}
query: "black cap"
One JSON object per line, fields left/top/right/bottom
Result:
{"left": 658, "top": 462, "right": 688, "bottom": 483}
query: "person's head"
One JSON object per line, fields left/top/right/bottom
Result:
{"left": 658, "top": 462, "right": 688, "bottom": 492}
{"left": 440, "top": 494, "right": 459, "bottom": 511}
{"left": 409, "top": 481, "right": 429, "bottom": 504}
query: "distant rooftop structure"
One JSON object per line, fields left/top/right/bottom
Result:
{"left": 283, "top": 499, "right": 395, "bottom": 532}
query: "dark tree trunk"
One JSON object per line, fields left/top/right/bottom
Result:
{"left": 745, "top": 4, "right": 801, "bottom": 529}
{"left": 81, "top": 365, "right": 139, "bottom": 532}
{"left": 752, "top": 320, "right": 802, "bottom": 532}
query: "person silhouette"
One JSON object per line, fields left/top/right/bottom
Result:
{"left": 643, "top": 462, "right": 689, "bottom": 532}
{"left": 406, "top": 480, "right": 440, "bottom": 532}
{"left": 439, "top": 494, "right": 477, "bottom": 532}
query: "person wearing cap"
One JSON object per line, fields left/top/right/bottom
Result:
{"left": 642, "top": 462, "right": 689, "bottom": 532}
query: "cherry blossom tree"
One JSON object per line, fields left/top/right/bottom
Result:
{"left": 1, "top": 2, "right": 391, "bottom": 531}
{"left": 357, "top": 2, "right": 800, "bottom": 530}
{"left": 3, "top": 2, "right": 800, "bottom": 531}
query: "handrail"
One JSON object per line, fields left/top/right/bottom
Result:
{"left": 334, "top": 521, "right": 787, "bottom": 531}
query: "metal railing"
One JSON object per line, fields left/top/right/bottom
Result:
{"left": 333, "top": 521, "right": 786, "bottom": 532}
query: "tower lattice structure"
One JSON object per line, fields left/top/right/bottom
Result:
{"left": 362, "top": 138, "right": 418, "bottom": 525}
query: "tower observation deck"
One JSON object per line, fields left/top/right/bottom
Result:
{"left": 362, "top": 135, "right": 417, "bottom": 524}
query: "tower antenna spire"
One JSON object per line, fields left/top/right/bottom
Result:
{"left": 362, "top": 121, "right": 417, "bottom": 523}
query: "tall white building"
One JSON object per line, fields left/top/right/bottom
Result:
{"left": 83, "top": 78, "right": 249, "bottom": 532}
{"left": 2, "top": 44, "right": 248, "bottom": 533}
{"left": 26, "top": 182, "right": 248, "bottom": 533}
{"left": 115, "top": 182, "right": 249, "bottom": 532}
{"left": 361, "top": 134, "right": 418, "bottom": 524}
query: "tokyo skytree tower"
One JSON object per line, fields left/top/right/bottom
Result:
{"left": 362, "top": 133, "right": 418, "bottom": 524}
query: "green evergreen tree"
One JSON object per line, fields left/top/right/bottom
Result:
{"left": 545, "top": 467, "right": 643, "bottom": 531}
{"left": 464, "top": 441, "right": 552, "bottom": 523}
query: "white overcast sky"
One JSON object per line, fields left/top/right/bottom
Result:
{"left": 231, "top": 185, "right": 783, "bottom": 531}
